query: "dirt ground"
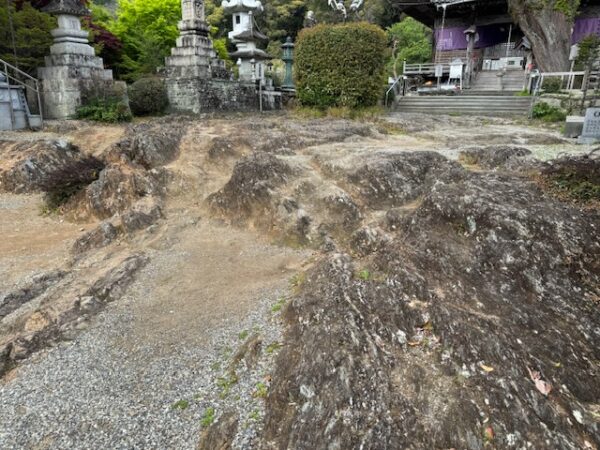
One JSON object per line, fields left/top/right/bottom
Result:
{"left": 0, "top": 113, "right": 597, "bottom": 449}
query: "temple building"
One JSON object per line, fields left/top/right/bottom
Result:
{"left": 397, "top": 0, "right": 600, "bottom": 89}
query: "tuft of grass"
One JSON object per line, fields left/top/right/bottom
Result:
{"left": 265, "top": 342, "right": 283, "bottom": 355}
{"left": 200, "top": 407, "right": 216, "bottom": 427}
{"left": 238, "top": 330, "right": 250, "bottom": 341}
{"left": 290, "top": 272, "right": 306, "bottom": 293}
{"left": 216, "top": 372, "right": 239, "bottom": 398}
{"left": 356, "top": 269, "right": 371, "bottom": 281}
{"left": 248, "top": 409, "right": 261, "bottom": 421}
{"left": 271, "top": 297, "right": 286, "bottom": 313}
{"left": 171, "top": 399, "right": 190, "bottom": 410}
{"left": 254, "top": 382, "right": 269, "bottom": 399}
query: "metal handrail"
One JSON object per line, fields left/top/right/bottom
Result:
{"left": 1, "top": 57, "right": 43, "bottom": 127}
{"left": 385, "top": 77, "right": 402, "bottom": 107}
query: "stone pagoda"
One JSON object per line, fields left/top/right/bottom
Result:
{"left": 222, "top": 0, "right": 271, "bottom": 83}
{"left": 165, "top": 0, "right": 282, "bottom": 113}
{"left": 165, "top": 0, "right": 227, "bottom": 80}
{"left": 37, "top": 0, "right": 123, "bottom": 119}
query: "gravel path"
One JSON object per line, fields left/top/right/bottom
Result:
{"left": 0, "top": 220, "right": 306, "bottom": 449}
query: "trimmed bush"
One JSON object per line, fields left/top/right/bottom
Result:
{"left": 76, "top": 97, "right": 132, "bottom": 123}
{"left": 532, "top": 101, "right": 566, "bottom": 122}
{"left": 543, "top": 77, "right": 563, "bottom": 93}
{"left": 295, "top": 22, "right": 387, "bottom": 109}
{"left": 128, "top": 77, "right": 169, "bottom": 116}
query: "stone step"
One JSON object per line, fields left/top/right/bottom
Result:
{"left": 395, "top": 95, "right": 531, "bottom": 116}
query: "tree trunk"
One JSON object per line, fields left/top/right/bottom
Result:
{"left": 508, "top": 0, "right": 577, "bottom": 72}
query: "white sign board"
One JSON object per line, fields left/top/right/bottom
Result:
{"left": 435, "top": 64, "right": 443, "bottom": 78}
{"left": 449, "top": 63, "right": 463, "bottom": 80}
{"left": 578, "top": 107, "right": 600, "bottom": 144}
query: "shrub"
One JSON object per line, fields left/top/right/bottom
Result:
{"left": 543, "top": 77, "right": 563, "bottom": 93}
{"left": 76, "top": 97, "right": 132, "bottom": 123}
{"left": 532, "top": 101, "right": 566, "bottom": 122}
{"left": 295, "top": 22, "right": 387, "bottom": 109}
{"left": 128, "top": 77, "right": 169, "bottom": 116}
{"left": 38, "top": 156, "right": 105, "bottom": 211}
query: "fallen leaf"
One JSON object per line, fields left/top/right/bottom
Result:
{"left": 407, "top": 341, "right": 421, "bottom": 347}
{"left": 527, "top": 366, "right": 552, "bottom": 396}
{"left": 484, "top": 426, "right": 494, "bottom": 441}
{"left": 480, "top": 363, "right": 494, "bottom": 373}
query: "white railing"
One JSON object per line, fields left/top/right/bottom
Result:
{"left": 403, "top": 61, "right": 451, "bottom": 75}
{"left": 0, "top": 58, "right": 43, "bottom": 128}
{"left": 532, "top": 71, "right": 588, "bottom": 92}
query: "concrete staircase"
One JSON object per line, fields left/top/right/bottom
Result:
{"left": 0, "top": 58, "right": 43, "bottom": 131}
{"left": 395, "top": 95, "right": 532, "bottom": 116}
{"left": 471, "top": 70, "right": 527, "bottom": 92}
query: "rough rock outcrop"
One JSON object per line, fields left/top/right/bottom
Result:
{"left": 109, "top": 123, "right": 187, "bottom": 168}
{"left": 261, "top": 158, "right": 600, "bottom": 449}
{"left": 208, "top": 153, "right": 293, "bottom": 222}
{"left": 347, "top": 151, "right": 464, "bottom": 208}
{"left": 0, "top": 140, "right": 103, "bottom": 194}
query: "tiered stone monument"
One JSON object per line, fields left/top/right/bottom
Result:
{"left": 165, "top": 0, "right": 227, "bottom": 80}
{"left": 166, "top": 0, "right": 281, "bottom": 113}
{"left": 37, "top": 0, "right": 125, "bottom": 119}
{"left": 222, "top": 0, "right": 271, "bottom": 83}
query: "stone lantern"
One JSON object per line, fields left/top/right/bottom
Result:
{"left": 37, "top": 0, "right": 122, "bottom": 119}
{"left": 222, "top": 0, "right": 271, "bottom": 84}
{"left": 281, "top": 36, "right": 295, "bottom": 91}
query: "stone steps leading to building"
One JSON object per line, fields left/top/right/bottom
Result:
{"left": 471, "top": 70, "right": 527, "bottom": 92}
{"left": 395, "top": 95, "right": 532, "bottom": 116}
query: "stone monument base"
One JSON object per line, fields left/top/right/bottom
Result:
{"left": 166, "top": 77, "right": 281, "bottom": 114}
{"left": 38, "top": 54, "right": 126, "bottom": 120}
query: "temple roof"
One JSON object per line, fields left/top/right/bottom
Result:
{"left": 41, "top": 0, "right": 90, "bottom": 16}
{"left": 394, "top": 0, "right": 508, "bottom": 28}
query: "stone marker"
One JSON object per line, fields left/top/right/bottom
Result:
{"left": 564, "top": 116, "right": 584, "bottom": 139}
{"left": 577, "top": 107, "right": 600, "bottom": 144}
{"left": 37, "top": 0, "right": 126, "bottom": 119}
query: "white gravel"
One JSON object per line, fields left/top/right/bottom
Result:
{"left": 0, "top": 261, "right": 288, "bottom": 450}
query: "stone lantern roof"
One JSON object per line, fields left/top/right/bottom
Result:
{"left": 222, "top": 0, "right": 264, "bottom": 14}
{"left": 41, "top": 0, "right": 90, "bottom": 17}
{"left": 234, "top": 28, "right": 268, "bottom": 42}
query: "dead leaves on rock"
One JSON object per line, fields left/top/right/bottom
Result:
{"left": 527, "top": 367, "right": 552, "bottom": 396}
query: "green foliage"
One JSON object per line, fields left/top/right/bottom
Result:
{"left": 552, "top": 0, "right": 580, "bottom": 19}
{"left": 357, "top": 269, "right": 371, "bottom": 281}
{"left": 76, "top": 97, "right": 132, "bottom": 122}
{"left": 531, "top": 101, "right": 566, "bottom": 122}
{"left": 576, "top": 34, "right": 600, "bottom": 67}
{"left": 265, "top": 342, "right": 283, "bottom": 354}
{"left": 386, "top": 18, "right": 432, "bottom": 76}
{"left": 200, "top": 407, "right": 216, "bottom": 426}
{"left": 128, "top": 77, "right": 168, "bottom": 116}
{"left": 0, "top": 1, "right": 55, "bottom": 75}
{"left": 543, "top": 77, "right": 563, "bottom": 93}
{"left": 253, "top": 382, "right": 268, "bottom": 398}
{"left": 271, "top": 297, "right": 286, "bottom": 313}
{"left": 171, "top": 399, "right": 190, "bottom": 410}
{"left": 108, "top": 0, "right": 181, "bottom": 81}
{"left": 295, "top": 22, "right": 387, "bottom": 108}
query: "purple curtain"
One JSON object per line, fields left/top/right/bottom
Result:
{"left": 572, "top": 17, "right": 600, "bottom": 43}
{"left": 435, "top": 24, "right": 512, "bottom": 51}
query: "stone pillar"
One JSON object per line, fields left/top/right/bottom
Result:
{"left": 37, "top": 0, "right": 125, "bottom": 119}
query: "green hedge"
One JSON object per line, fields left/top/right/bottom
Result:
{"left": 295, "top": 22, "right": 387, "bottom": 109}
{"left": 128, "top": 77, "right": 169, "bottom": 116}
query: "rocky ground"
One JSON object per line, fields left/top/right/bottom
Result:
{"left": 0, "top": 112, "right": 598, "bottom": 449}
